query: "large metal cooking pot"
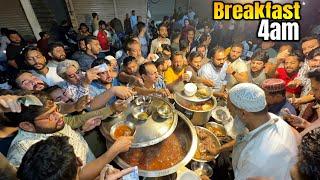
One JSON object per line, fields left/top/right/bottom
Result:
{"left": 173, "top": 94, "right": 217, "bottom": 126}
{"left": 113, "top": 111, "right": 198, "bottom": 177}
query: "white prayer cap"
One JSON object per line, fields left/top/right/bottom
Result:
{"left": 229, "top": 83, "right": 266, "bottom": 113}
{"left": 105, "top": 55, "right": 116, "bottom": 61}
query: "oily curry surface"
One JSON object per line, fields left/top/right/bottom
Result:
{"left": 119, "top": 132, "right": 187, "bottom": 170}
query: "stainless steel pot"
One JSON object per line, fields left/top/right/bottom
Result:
{"left": 173, "top": 94, "right": 217, "bottom": 126}
{"left": 113, "top": 111, "right": 198, "bottom": 177}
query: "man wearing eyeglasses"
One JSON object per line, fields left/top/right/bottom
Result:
{"left": 4, "top": 94, "right": 133, "bottom": 180}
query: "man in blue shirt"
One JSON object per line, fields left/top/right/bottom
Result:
{"left": 130, "top": 10, "right": 138, "bottom": 30}
{"left": 89, "top": 58, "right": 120, "bottom": 105}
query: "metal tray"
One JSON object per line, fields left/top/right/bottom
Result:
{"left": 174, "top": 84, "right": 213, "bottom": 103}
{"left": 114, "top": 111, "right": 198, "bottom": 177}
{"left": 100, "top": 96, "right": 178, "bottom": 148}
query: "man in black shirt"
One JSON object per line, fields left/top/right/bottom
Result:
{"left": 6, "top": 30, "right": 26, "bottom": 70}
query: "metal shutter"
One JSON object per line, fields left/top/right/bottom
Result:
{"left": 116, "top": 0, "right": 147, "bottom": 22}
{"left": 72, "top": 0, "right": 115, "bottom": 25}
{"left": 71, "top": 0, "right": 147, "bottom": 26}
{"left": 0, "top": 0, "right": 33, "bottom": 37}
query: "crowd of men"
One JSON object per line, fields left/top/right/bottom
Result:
{"left": 0, "top": 8, "right": 320, "bottom": 180}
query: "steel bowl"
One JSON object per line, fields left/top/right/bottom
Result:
{"left": 205, "top": 122, "right": 227, "bottom": 138}
{"left": 110, "top": 121, "right": 136, "bottom": 140}
{"left": 192, "top": 126, "right": 221, "bottom": 162}
{"left": 157, "top": 104, "right": 172, "bottom": 119}
{"left": 191, "top": 161, "right": 213, "bottom": 177}
{"left": 131, "top": 105, "right": 151, "bottom": 121}
{"left": 211, "top": 106, "right": 232, "bottom": 124}
{"left": 113, "top": 111, "right": 198, "bottom": 177}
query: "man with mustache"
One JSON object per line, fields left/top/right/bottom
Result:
{"left": 226, "top": 43, "right": 249, "bottom": 89}
{"left": 16, "top": 72, "right": 47, "bottom": 91}
{"left": 247, "top": 51, "right": 269, "bottom": 86}
{"left": 47, "top": 42, "right": 67, "bottom": 68}
{"left": 24, "top": 46, "right": 65, "bottom": 87}
{"left": 198, "top": 47, "right": 228, "bottom": 97}
{"left": 164, "top": 51, "right": 189, "bottom": 91}
{"left": 4, "top": 94, "right": 133, "bottom": 180}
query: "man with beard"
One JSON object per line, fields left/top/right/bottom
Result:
{"left": 196, "top": 44, "right": 210, "bottom": 65}
{"left": 288, "top": 38, "right": 320, "bottom": 114}
{"left": 4, "top": 94, "right": 133, "bottom": 180}
{"left": 125, "top": 38, "right": 148, "bottom": 65}
{"left": 226, "top": 43, "right": 249, "bottom": 89}
{"left": 150, "top": 24, "right": 171, "bottom": 54}
{"left": 288, "top": 36, "right": 319, "bottom": 98}
{"left": 47, "top": 42, "right": 67, "bottom": 68}
{"left": 186, "top": 52, "right": 214, "bottom": 87}
{"left": 262, "top": 78, "right": 296, "bottom": 116}
{"left": 23, "top": 46, "right": 65, "bottom": 87}
{"left": 16, "top": 72, "right": 47, "bottom": 91}
{"left": 89, "top": 58, "right": 120, "bottom": 105}
{"left": 154, "top": 55, "right": 171, "bottom": 78}
{"left": 57, "top": 59, "right": 134, "bottom": 108}
{"left": 76, "top": 36, "right": 101, "bottom": 71}
{"left": 164, "top": 51, "right": 189, "bottom": 91}
{"left": 275, "top": 53, "right": 303, "bottom": 97}
{"left": 198, "top": 47, "right": 228, "bottom": 95}
{"left": 6, "top": 30, "right": 27, "bottom": 70}
{"left": 227, "top": 83, "right": 297, "bottom": 180}
{"left": 247, "top": 51, "right": 269, "bottom": 86}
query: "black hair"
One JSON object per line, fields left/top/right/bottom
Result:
{"left": 172, "top": 51, "right": 184, "bottom": 60}
{"left": 306, "top": 47, "right": 320, "bottom": 61}
{"left": 91, "top": 58, "right": 111, "bottom": 68}
{"left": 307, "top": 68, "right": 320, "bottom": 82}
{"left": 6, "top": 29, "right": 19, "bottom": 37}
{"left": 161, "top": 44, "right": 171, "bottom": 52}
{"left": 4, "top": 93, "right": 54, "bottom": 127}
{"left": 288, "top": 50, "right": 304, "bottom": 62}
{"left": 137, "top": 22, "right": 146, "bottom": 34}
{"left": 98, "top": 20, "right": 106, "bottom": 26}
{"left": 17, "top": 136, "right": 78, "bottom": 180}
{"left": 299, "top": 127, "right": 320, "bottom": 180}
{"left": 170, "top": 31, "right": 181, "bottom": 42}
{"left": 250, "top": 50, "right": 269, "bottom": 64}
{"left": 158, "top": 23, "right": 167, "bottom": 31}
{"left": 39, "top": 31, "right": 48, "bottom": 39}
{"left": 154, "top": 57, "right": 166, "bottom": 68}
{"left": 92, "top": 12, "right": 98, "bottom": 18}
{"left": 123, "top": 56, "right": 136, "bottom": 67}
{"left": 188, "top": 51, "right": 202, "bottom": 62}
{"left": 231, "top": 42, "right": 244, "bottom": 50}
{"left": 22, "top": 46, "right": 40, "bottom": 59}
{"left": 131, "top": 10, "right": 135, "bottom": 13}
{"left": 300, "top": 36, "right": 319, "bottom": 46}
{"left": 139, "top": 62, "right": 155, "bottom": 76}
{"left": 179, "top": 39, "right": 189, "bottom": 51}
{"left": 45, "top": 85, "right": 62, "bottom": 96}
{"left": 208, "top": 46, "right": 225, "bottom": 58}
{"left": 84, "top": 35, "right": 97, "bottom": 45}
{"left": 125, "top": 38, "right": 139, "bottom": 52}
{"left": 48, "top": 42, "right": 64, "bottom": 53}
{"left": 199, "top": 33, "right": 210, "bottom": 45}
{"left": 78, "top": 23, "right": 89, "bottom": 31}
{"left": 0, "top": 28, "right": 9, "bottom": 36}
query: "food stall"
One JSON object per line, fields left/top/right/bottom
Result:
{"left": 100, "top": 83, "right": 234, "bottom": 179}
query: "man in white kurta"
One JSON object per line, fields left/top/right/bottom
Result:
{"left": 228, "top": 83, "right": 298, "bottom": 180}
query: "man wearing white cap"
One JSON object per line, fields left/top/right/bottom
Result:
{"left": 227, "top": 83, "right": 298, "bottom": 180}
